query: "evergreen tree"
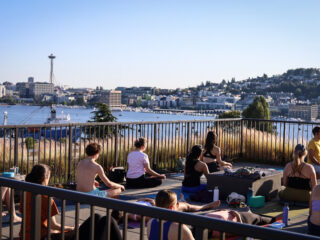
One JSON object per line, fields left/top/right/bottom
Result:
{"left": 88, "top": 103, "right": 117, "bottom": 137}
{"left": 89, "top": 103, "right": 117, "bottom": 123}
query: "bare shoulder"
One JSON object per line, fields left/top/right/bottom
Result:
{"left": 303, "top": 162, "right": 315, "bottom": 172}
{"left": 212, "top": 145, "right": 220, "bottom": 153}
{"left": 284, "top": 162, "right": 292, "bottom": 171}
{"left": 196, "top": 160, "right": 206, "bottom": 168}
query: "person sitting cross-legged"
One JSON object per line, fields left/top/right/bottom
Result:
{"left": 279, "top": 144, "right": 317, "bottom": 202}
{"left": 76, "top": 142, "right": 125, "bottom": 198}
{"left": 126, "top": 137, "right": 166, "bottom": 188}
{"left": 20, "top": 164, "right": 122, "bottom": 240}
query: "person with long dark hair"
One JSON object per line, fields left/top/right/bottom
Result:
{"left": 201, "top": 131, "right": 232, "bottom": 173}
{"left": 126, "top": 137, "right": 166, "bottom": 188}
{"left": 20, "top": 164, "right": 122, "bottom": 240}
{"left": 182, "top": 145, "right": 209, "bottom": 192}
{"left": 279, "top": 144, "right": 317, "bottom": 202}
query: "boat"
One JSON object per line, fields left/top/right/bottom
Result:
{"left": 46, "top": 105, "right": 71, "bottom": 124}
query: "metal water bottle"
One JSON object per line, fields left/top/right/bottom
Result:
{"left": 213, "top": 186, "right": 219, "bottom": 202}
{"left": 283, "top": 203, "right": 289, "bottom": 226}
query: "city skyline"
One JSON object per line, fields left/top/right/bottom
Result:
{"left": 1, "top": 0, "right": 320, "bottom": 89}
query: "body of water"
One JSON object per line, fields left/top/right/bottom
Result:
{"left": 0, "top": 105, "right": 214, "bottom": 125}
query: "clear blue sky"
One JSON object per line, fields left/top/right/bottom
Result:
{"left": 1, "top": 0, "right": 320, "bottom": 89}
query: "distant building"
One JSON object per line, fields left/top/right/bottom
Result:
{"left": 0, "top": 85, "right": 6, "bottom": 98}
{"left": 29, "top": 82, "right": 54, "bottom": 99}
{"left": 288, "top": 104, "right": 318, "bottom": 121}
{"left": 105, "top": 90, "right": 121, "bottom": 107}
{"left": 28, "top": 77, "right": 34, "bottom": 83}
{"left": 16, "top": 82, "right": 30, "bottom": 98}
{"left": 94, "top": 90, "right": 122, "bottom": 108}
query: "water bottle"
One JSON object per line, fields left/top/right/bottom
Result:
{"left": 213, "top": 186, "right": 219, "bottom": 202}
{"left": 283, "top": 203, "right": 289, "bottom": 226}
{"left": 247, "top": 187, "right": 253, "bottom": 204}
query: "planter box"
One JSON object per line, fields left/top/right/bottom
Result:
{"left": 207, "top": 168, "right": 282, "bottom": 201}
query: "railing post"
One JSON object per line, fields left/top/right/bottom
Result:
{"left": 153, "top": 124, "right": 157, "bottom": 169}
{"left": 115, "top": 125, "right": 119, "bottom": 166}
{"left": 282, "top": 122, "right": 286, "bottom": 164}
{"left": 14, "top": 127, "right": 19, "bottom": 167}
{"left": 194, "top": 227, "right": 208, "bottom": 240}
{"left": 68, "top": 125, "right": 72, "bottom": 183}
{"left": 31, "top": 193, "right": 42, "bottom": 240}
{"left": 240, "top": 119, "right": 244, "bottom": 158}
{"left": 186, "top": 122, "right": 191, "bottom": 154}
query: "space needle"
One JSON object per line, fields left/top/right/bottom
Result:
{"left": 48, "top": 54, "right": 56, "bottom": 84}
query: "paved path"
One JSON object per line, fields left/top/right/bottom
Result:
{"left": 0, "top": 162, "right": 314, "bottom": 239}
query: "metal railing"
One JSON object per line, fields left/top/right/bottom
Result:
{"left": 0, "top": 119, "right": 241, "bottom": 184}
{"left": 1, "top": 177, "right": 319, "bottom": 240}
{"left": 0, "top": 118, "right": 319, "bottom": 184}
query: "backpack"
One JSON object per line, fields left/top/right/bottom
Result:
{"left": 107, "top": 167, "right": 126, "bottom": 183}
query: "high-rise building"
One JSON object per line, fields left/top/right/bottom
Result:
{"left": 94, "top": 90, "right": 122, "bottom": 108}
{"left": 28, "top": 77, "right": 34, "bottom": 83}
{"left": 29, "top": 82, "right": 54, "bottom": 99}
{"left": 105, "top": 90, "right": 121, "bottom": 107}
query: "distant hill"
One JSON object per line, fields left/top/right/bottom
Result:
{"left": 197, "top": 68, "right": 320, "bottom": 100}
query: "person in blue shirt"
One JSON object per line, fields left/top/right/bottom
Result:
{"left": 147, "top": 190, "right": 194, "bottom": 240}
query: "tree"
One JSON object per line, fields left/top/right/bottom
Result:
{"left": 88, "top": 103, "right": 117, "bottom": 138}
{"left": 89, "top": 103, "right": 117, "bottom": 123}
{"left": 219, "top": 110, "right": 241, "bottom": 119}
{"left": 242, "top": 96, "right": 272, "bottom": 132}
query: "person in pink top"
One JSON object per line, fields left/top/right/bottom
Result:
{"left": 126, "top": 137, "right": 166, "bottom": 188}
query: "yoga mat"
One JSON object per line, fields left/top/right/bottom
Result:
{"left": 252, "top": 202, "right": 308, "bottom": 219}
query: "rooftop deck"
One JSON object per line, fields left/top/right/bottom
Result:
{"left": 0, "top": 162, "right": 314, "bottom": 239}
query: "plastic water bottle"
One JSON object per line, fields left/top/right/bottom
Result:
{"left": 283, "top": 203, "right": 289, "bottom": 226}
{"left": 213, "top": 186, "right": 219, "bottom": 202}
{"left": 247, "top": 187, "right": 253, "bottom": 204}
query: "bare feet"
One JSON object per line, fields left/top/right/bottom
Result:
{"left": 13, "top": 215, "right": 22, "bottom": 223}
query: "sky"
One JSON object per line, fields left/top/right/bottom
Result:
{"left": 1, "top": 0, "right": 320, "bottom": 89}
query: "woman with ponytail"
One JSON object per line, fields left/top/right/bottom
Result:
{"left": 126, "top": 137, "right": 166, "bottom": 188}
{"left": 182, "top": 145, "right": 210, "bottom": 192}
{"left": 201, "top": 131, "right": 232, "bottom": 173}
{"left": 279, "top": 144, "right": 317, "bottom": 202}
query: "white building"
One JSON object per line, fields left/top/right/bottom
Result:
{"left": 0, "top": 85, "right": 6, "bottom": 98}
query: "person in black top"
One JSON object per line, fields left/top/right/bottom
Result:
{"left": 201, "top": 131, "right": 232, "bottom": 173}
{"left": 183, "top": 145, "right": 210, "bottom": 188}
{"left": 279, "top": 144, "right": 317, "bottom": 202}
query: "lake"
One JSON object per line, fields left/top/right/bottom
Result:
{"left": 0, "top": 105, "right": 214, "bottom": 125}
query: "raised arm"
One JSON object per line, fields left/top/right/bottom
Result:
{"left": 97, "top": 165, "right": 125, "bottom": 191}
